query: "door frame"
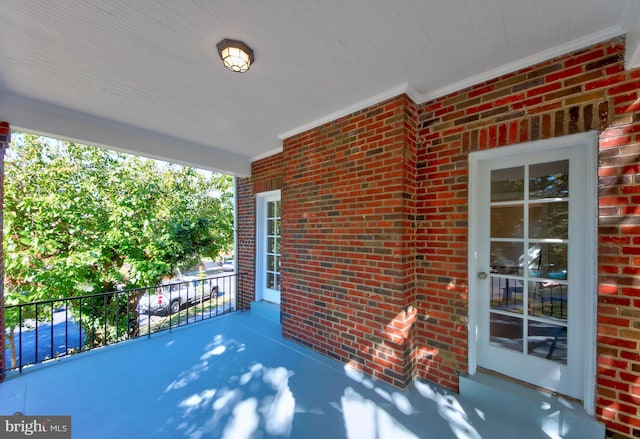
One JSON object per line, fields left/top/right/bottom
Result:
{"left": 467, "top": 132, "right": 598, "bottom": 414}
{"left": 255, "top": 189, "right": 281, "bottom": 304}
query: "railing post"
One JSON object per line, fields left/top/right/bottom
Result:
{"left": 237, "top": 273, "right": 241, "bottom": 312}
{"left": 18, "top": 306, "right": 22, "bottom": 372}
{"left": 0, "top": 121, "right": 10, "bottom": 382}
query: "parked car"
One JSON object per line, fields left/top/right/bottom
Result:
{"left": 222, "top": 260, "right": 234, "bottom": 272}
{"left": 138, "top": 280, "right": 221, "bottom": 315}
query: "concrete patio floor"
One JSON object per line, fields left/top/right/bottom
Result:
{"left": 0, "top": 311, "right": 547, "bottom": 438}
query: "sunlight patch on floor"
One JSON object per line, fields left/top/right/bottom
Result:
{"left": 164, "top": 360, "right": 210, "bottom": 392}
{"left": 344, "top": 365, "right": 416, "bottom": 416}
{"left": 221, "top": 398, "right": 260, "bottom": 439}
{"left": 170, "top": 339, "right": 297, "bottom": 439}
{"left": 178, "top": 388, "right": 217, "bottom": 416}
{"left": 414, "top": 380, "right": 482, "bottom": 439}
{"left": 341, "top": 387, "right": 418, "bottom": 439}
{"left": 262, "top": 367, "right": 295, "bottom": 436}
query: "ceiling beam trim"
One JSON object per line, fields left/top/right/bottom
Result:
{"left": 0, "top": 93, "right": 251, "bottom": 177}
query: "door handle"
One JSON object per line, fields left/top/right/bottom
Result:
{"left": 478, "top": 272, "right": 488, "bottom": 279}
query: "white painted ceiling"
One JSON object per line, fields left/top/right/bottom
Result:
{"left": 1, "top": 0, "right": 639, "bottom": 176}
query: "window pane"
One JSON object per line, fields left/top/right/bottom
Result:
{"left": 490, "top": 277, "right": 523, "bottom": 313}
{"left": 491, "top": 206, "right": 524, "bottom": 238}
{"left": 520, "top": 245, "right": 540, "bottom": 277}
{"left": 267, "top": 255, "right": 275, "bottom": 271}
{"left": 491, "top": 167, "right": 524, "bottom": 201}
{"left": 527, "top": 243, "right": 567, "bottom": 280}
{"left": 268, "top": 237, "right": 276, "bottom": 253}
{"left": 490, "top": 313, "right": 523, "bottom": 352}
{"left": 529, "top": 160, "right": 569, "bottom": 199}
{"left": 528, "top": 281, "right": 568, "bottom": 319}
{"left": 267, "top": 218, "right": 275, "bottom": 235}
{"left": 267, "top": 272, "right": 275, "bottom": 289}
{"left": 528, "top": 320, "right": 567, "bottom": 364}
{"left": 275, "top": 273, "right": 281, "bottom": 291}
{"left": 490, "top": 241, "right": 524, "bottom": 275}
{"left": 529, "top": 202, "right": 568, "bottom": 239}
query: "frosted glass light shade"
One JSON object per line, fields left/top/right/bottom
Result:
{"left": 217, "top": 39, "right": 254, "bottom": 73}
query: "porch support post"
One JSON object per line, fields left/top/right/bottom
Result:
{"left": 0, "top": 121, "right": 9, "bottom": 382}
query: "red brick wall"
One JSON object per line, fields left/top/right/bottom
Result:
{"left": 236, "top": 152, "right": 284, "bottom": 309}
{"left": 245, "top": 37, "right": 640, "bottom": 436}
{"left": 416, "top": 37, "right": 640, "bottom": 437}
{"left": 280, "top": 95, "right": 419, "bottom": 387}
{"left": 0, "top": 121, "right": 9, "bottom": 382}
{"left": 236, "top": 176, "right": 255, "bottom": 310}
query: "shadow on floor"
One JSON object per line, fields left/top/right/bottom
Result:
{"left": 1, "top": 312, "right": 549, "bottom": 438}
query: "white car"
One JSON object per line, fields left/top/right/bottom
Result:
{"left": 138, "top": 281, "right": 221, "bottom": 315}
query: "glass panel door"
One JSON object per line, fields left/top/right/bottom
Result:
{"left": 257, "top": 191, "right": 281, "bottom": 304}
{"left": 471, "top": 136, "right": 596, "bottom": 401}
{"left": 488, "top": 161, "right": 569, "bottom": 365}
{"left": 265, "top": 198, "right": 281, "bottom": 296}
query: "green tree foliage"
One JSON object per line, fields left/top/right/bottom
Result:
{"left": 3, "top": 134, "right": 233, "bottom": 362}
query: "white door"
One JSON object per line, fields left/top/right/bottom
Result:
{"left": 256, "top": 191, "right": 281, "bottom": 304}
{"left": 469, "top": 133, "right": 597, "bottom": 402}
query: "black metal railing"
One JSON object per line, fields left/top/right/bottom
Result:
{"left": 3, "top": 273, "right": 245, "bottom": 373}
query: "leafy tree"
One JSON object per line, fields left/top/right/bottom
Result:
{"left": 3, "top": 134, "right": 233, "bottom": 366}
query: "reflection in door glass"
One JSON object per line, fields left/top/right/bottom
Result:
{"left": 528, "top": 281, "right": 567, "bottom": 319}
{"left": 488, "top": 159, "right": 571, "bottom": 364}
{"left": 491, "top": 206, "right": 524, "bottom": 238}
{"left": 490, "top": 277, "right": 523, "bottom": 313}
{"left": 491, "top": 167, "right": 524, "bottom": 201}
{"left": 490, "top": 312, "right": 523, "bottom": 353}
{"left": 528, "top": 320, "right": 567, "bottom": 364}
{"left": 490, "top": 241, "right": 523, "bottom": 275}
{"left": 527, "top": 243, "right": 567, "bottom": 280}
{"left": 265, "top": 200, "right": 281, "bottom": 292}
{"left": 529, "top": 202, "right": 568, "bottom": 239}
{"left": 529, "top": 160, "right": 569, "bottom": 199}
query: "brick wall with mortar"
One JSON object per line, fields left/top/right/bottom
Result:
{"left": 245, "top": 37, "right": 639, "bottom": 436}
{"left": 281, "top": 95, "right": 420, "bottom": 388}
{"left": 0, "top": 121, "right": 9, "bottom": 382}
{"left": 235, "top": 176, "right": 255, "bottom": 310}
{"left": 236, "top": 152, "right": 284, "bottom": 309}
{"left": 416, "top": 37, "right": 640, "bottom": 437}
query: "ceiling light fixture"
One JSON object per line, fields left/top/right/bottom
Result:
{"left": 216, "top": 39, "right": 254, "bottom": 73}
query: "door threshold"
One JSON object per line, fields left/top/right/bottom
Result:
{"left": 476, "top": 367, "right": 581, "bottom": 403}
{"left": 250, "top": 300, "right": 281, "bottom": 324}
{"left": 460, "top": 370, "right": 604, "bottom": 438}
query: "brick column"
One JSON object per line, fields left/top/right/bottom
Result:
{"left": 236, "top": 176, "right": 256, "bottom": 310}
{"left": 0, "top": 121, "right": 9, "bottom": 381}
{"left": 236, "top": 154, "right": 284, "bottom": 310}
{"left": 280, "top": 95, "right": 420, "bottom": 388}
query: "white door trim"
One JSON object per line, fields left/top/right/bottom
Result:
{"left": 256, "top": 189, "right": 281, "bottom": 304}
{"left": 467, "top": 132, "right": 598, "bottom": 414}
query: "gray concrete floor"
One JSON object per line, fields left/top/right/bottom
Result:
{"left": 0, "top": 312, "right": 544, "bottom": 438}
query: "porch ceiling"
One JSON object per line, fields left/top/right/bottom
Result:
{"left": 0, "top": 1, "right": 639, "bottom": 176}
